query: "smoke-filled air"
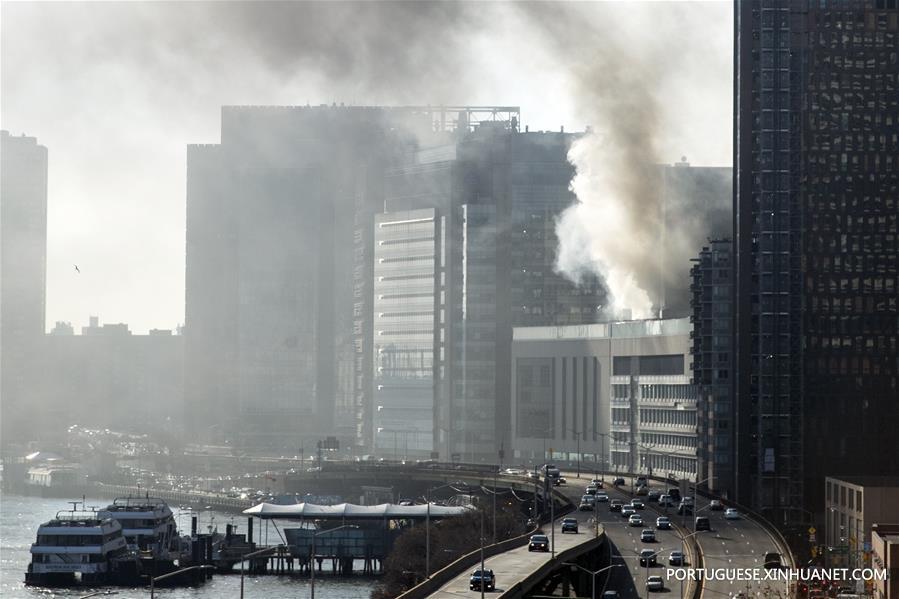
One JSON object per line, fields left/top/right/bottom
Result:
{"left": 524, "top": 2, "right": 731, "bottom": 320}
{"left": 2, "top": 1, "right": 731, "bottom": 331}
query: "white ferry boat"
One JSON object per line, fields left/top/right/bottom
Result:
{"left": 98, "top": 496, "right": 179, "bottom": 562}
{"left": 26, "top": 505, "right": 129, "bottom": 586}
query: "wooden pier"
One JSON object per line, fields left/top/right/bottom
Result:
{"left": 235, "top": 545, "right": 382, "bottom": 577}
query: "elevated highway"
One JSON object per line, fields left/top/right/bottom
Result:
{"left": 425, "top": 503, "right": 608, "bottom": 599}
{"left": 557, "top": 473, "right": 697, "bottom": 599}
{"left": 595, "top": 473, "right": 795, "bottom": 599}
{"left": 415, "top": 470, "right": 794, "bottom": 599}
{"left": 91, "top": 459, "right": 793, "bottom": 599}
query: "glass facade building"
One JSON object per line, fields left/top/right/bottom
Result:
{"left": 372, "top": 208, "right": 440, "bottom": 456}
{"left": 734, "top": 1, "right": 899, "bottom": 521}
{"left": 377, "top": 124, "right": 605, "bottom": 462}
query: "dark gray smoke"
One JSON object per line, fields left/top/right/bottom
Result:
{"left": 519, "top": 3, "right": 730, "bottom": 319}
{"left": 2, "top": 1, "right": 730, "bottom": 331}
{"left": 203, "top": 2, "right": 480, "bottom": 101}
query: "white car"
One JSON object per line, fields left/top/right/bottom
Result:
{"left": 725, "top": 508, "right": 741, "bottom": 520}
{"left": 658, "top": 494, "right": 674, "bottom": 507}
{"left": 656, "top": 516, "right": 671, "bottom": 530}
{"left": 646, "top": 576, "right": 664, "bottom": 592}
{"left": 710, "top": 499, "right": 723, "bottom": 510}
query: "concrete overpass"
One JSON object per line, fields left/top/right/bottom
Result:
{"left": 410, "top": 470, "right": 794, "bottom": 599}
{"left": 422, "top": 503, "right": 610, "bottom": 599}
{"left": 90, "top": 460, "right": 794, "bottom": 599}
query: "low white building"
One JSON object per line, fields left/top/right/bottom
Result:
{"left": 510, "top": 318, "right": 697, "bottom": 481}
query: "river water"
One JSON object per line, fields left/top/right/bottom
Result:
{"left": 0, "top": 494, "right": 378, "bottom": 599}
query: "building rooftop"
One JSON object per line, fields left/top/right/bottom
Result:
{"left": 513, "top": 317, "right": 691, "bottom": 342}
{"left": 872, "top": 524, "right": 899, "bottom": 544}
{"left": 826, "top": 475, "right": 899, "bottom": 488}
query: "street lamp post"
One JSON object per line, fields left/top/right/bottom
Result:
{"left": 566, "top": 429, "right": 581, "bottom": 478}
{"left": 550, "top": 486, "right": 555, "bottom": 558}
{"left": 680, "top": 475, "right": 713, "bottom": 527}
{"left": 310, "top": 525, "right": 358, "bottom": 599}
{"left": 535, "top": 424, "right": 553, "bottom": 466}
{"left": 686, "top": 474, "right": 715, "bottom": 529}
{"left": 561, "top": 562, "right": 623, "bottom": 599}
{"left": 492, "top": 468, "right": 497, "bottom": 544}
{"left": 239, "top": 545, "right": 285, "bottom": 599}
{"left": 596, "top": 432, "right": 611, "bottom": 478}
{"left": 673, "top": 529, "right": 707, "bottom": 598}
{"left": 642, "top": 548, "right": 666, "bottom": 599}
{"left": 425, "top": 482, "right": 463, "bottom": 579}
{"left": 149, "top": 565, "right": 215, "bottom": 598}
{"left": 480, "top": 508, "right": 486, "bottom": 599}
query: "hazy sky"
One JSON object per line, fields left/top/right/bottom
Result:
{"left": 1, "top": 1, "right": 732, "bottom": 334}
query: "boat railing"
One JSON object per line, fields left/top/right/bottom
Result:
{"left": 52, "top": 509, "right": 104, "bottom": 523}
{"left": 110, "top": 496, "right": 170, "bottom": 510}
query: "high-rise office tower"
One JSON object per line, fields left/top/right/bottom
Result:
{"left": 0, "top": 130, "right": 48, "bottom": 447}
{"left": 374, "top": 117, "right": 605, "bottom": 461}
{"left": 734, "top": 1, "right": 898, "bottom": 522}
{"left": 691, "top": 239, "right": 734, "bottom": 497}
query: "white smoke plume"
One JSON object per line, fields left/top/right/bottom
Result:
{"left": 523, "top": 2, "right": 731, "bottom": 320}
{"left": 558, "top": 134, "right": 656, "bottom": 319}
{"left": 554, "top": 27, "right": 664, "bottom": 320}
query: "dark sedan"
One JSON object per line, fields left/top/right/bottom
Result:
{"left": 528, "top": 534, "right": 550, "bottom": 552}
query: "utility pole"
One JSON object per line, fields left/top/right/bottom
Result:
{"left": 550, "top": 488, "right": 555, "bottom": 558}
{"left": 575, "top": 431, "right": 581, "bottom": 478}
{"left": 480, "top": 509, "right": 485, "bottom": 599}
{"left": 492, "top": 468, "right": 497, "bottom": 544}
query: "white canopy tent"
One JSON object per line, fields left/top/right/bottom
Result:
{"left": 243, "top": 502, "right": 469, "bottom": 520}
